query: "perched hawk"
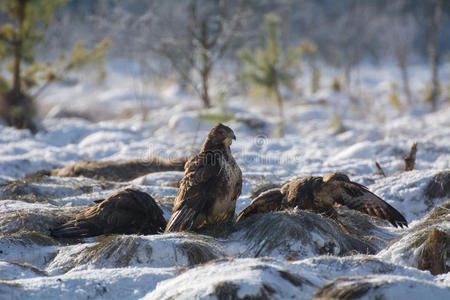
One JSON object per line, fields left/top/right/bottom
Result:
{"left": 165, "top": 123, "right": 242, "bottom": 232}
{"left": 237, "top": 172, "right": 407, "bottom": 228}
{"left": 51, "top": 188, "right": 167, "bottom": 238}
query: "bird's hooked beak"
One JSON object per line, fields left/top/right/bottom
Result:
{"left": 224, "top": 131, "right": 236, "bottom": 147}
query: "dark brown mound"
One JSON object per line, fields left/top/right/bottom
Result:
{"left": 418, "top": 228, "right": 450, "bottom": 275}
{"left": 50, "top": 157, "right": 187, "bottom": 181}
{"left": 0, "top": 90, "right": 38, "bottom": 133}
{"left": 380, "top": 200, "right": 450, "bottom": 276}
{"left": 424, "top": 171, "right": 450, "bottom": 199}
{"left": 313, "top": 276, "right": 373, "bottom": 299}
{"left": 50, "top": 188, "right": 167, "bottom": 238}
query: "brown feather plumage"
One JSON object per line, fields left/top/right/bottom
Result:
{"left": 321, "top": 172, "right": 407, "bottom": 227}
{"left": 237, "top": 172, "right": 407, "bottom": 228}
{"left": 165, "top": 124, "right": 242, "bottom": 232}
{"left": 236, "top": 188, "right": 284, "bottom": 222}
{"left": 51, "top": 188, "right": 167, "bottom": 238}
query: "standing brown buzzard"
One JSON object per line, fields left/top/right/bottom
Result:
{"left": 51, "top": 188, "right": 167, "bottom": 238}
{"left": 237, "top": 172, "right": 407, "bottom": 228}
{"left": 165, "top": 123, "right": 242, "bottom": 232}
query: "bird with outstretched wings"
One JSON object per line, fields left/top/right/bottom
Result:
{"left": 237, "top": 172, "right": 407, "bottom": 228}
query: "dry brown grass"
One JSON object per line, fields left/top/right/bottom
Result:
{"left": 51, "top": 157, "right": 187, "bottom": 182}
{"left": 417, "top": 228, "right": 449, "bottom": 275}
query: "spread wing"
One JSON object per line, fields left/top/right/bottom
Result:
{"left": 284, "top": 176, "right": 323, "bottom": 210}
{"left": 51, "top": 188, "right": 166, "bottom": 238}
{"left": 236, "top": 188, "right": 284, "bottom": 222}
{"left": 165, "top": 153, "right": 221, "bottom": 232}
{"left": 324, "top": 181, "right": 408, "bottom": 228}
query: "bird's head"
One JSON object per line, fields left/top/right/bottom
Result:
{"left": 323, "top": 172, "right": 350, "bottom": 183}
{"left": 205, "top": 123, "right": 236, "bottom": 148}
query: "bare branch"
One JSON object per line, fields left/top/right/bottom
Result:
{"left": 404, "top": 142, "right": 418, "bottom": 172}
{"left": 375, "top": 161, "right": 386, "bottom": 177}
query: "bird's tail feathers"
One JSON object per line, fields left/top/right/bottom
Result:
{"left": 165, "top": 208, "right": 198, "bottom": 232}
{"left": 236, "top": 188, "right": 284, "bottom": 222}
{"left": 236, "top": 205, "right": 254, "bottom": 223}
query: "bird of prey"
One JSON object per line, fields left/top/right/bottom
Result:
{"left": 165, "top": 123, "right": 242, "bottom": 232}
{"left": 237, "top": 172, "right": 407, "bottom": 228}
{"left": 51, "top": 188, "right": 167, "bottom": 238}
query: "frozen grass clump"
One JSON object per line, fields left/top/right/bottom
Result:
{"left": 0, "top": 208, "right": 79, "bottom": 235}
{"left": 51, "top": 157, "right": 186, "bottom": 182}
{"left": 313, "top": 274, "right": 450, "bottom": 300}
{"left": 48, "top": 233, "right": 225, "bottom": 274}
{"left": 0, "top": 232, "right": 59, "bottom": 269}
{"left": 378, "top": 200, "right": 450, "bottom": 275}
{"left": 0, "top": 260, "right": 48, "bottom": 280}
{"left": 229, "top": 209, "right": 395, "bottom": 260}
{"left": 146, "top": 257, "right": 319, "bottom": 300}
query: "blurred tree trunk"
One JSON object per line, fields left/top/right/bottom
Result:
{"left": 200, "top": 74, "right": 211, "bottom": 108}
{"left": 199, "top": 20, "right": 212, "bottom": 108}
{"left": 1, "top": 0, "right": 37, "bottom": 133}
{"left": 274, "top": 81, "right": 284, "bottom": 120}
{"left": 12, "top": 0, "right": 26, "bottom": 95}
{"left": 398, "top": 55, "right": 412, "bottom": 105}
{"left": 1, "top": 0, "right": 107, "bottom": 133}
{"left": 153, "top": 0, "right": 243, "bottom": 109}
{"left": 311, "top": 67, "right": 320, "bottom": 94}
{"left": 427, "top": 0, "right": 442, "bottom": 111}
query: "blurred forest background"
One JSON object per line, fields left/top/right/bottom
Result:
{"left": 0, "top": 0, "right": 449, "bottom": 133}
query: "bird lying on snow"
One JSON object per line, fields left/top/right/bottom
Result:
{"left": 237, "top": 172, "right": 408, "bottom": 228}
{"left": 165, "top": 123, "right": 242, "bottom": 232}
{"left": 51, "top": 188, "right": 167, "bottom": 238}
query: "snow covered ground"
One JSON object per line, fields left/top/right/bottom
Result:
{"left": 0, "top": 62, "right": 449, "bottom": 299}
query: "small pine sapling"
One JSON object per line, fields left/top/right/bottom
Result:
{"left": 0, "top": 0, "right": 110, "bottom": 132}
{"left": 239, "top": 14, "right": 301, "bottom": 136}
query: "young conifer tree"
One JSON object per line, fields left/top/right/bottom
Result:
{"left": 239, "top": 14, "right": 301, "bottom": 135}
{"left": 0, "top": 0, "right": 109, "bottom": 132}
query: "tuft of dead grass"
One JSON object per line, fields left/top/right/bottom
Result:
{"left": 50, "top": 157, "right": 187, "bottom": 182}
